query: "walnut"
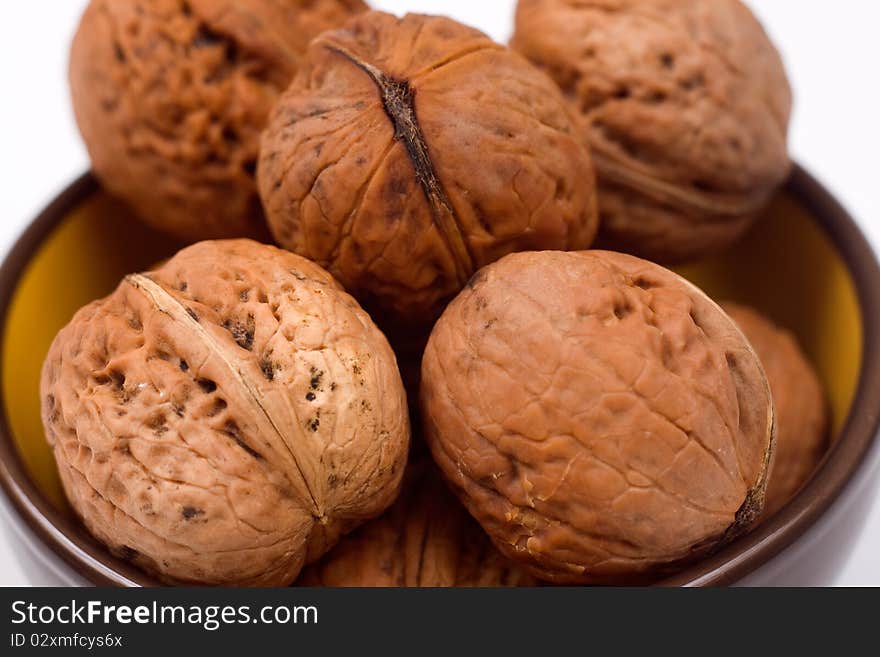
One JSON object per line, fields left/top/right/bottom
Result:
{"left": 298, "top": 465, "right": 537, "bottom": 587}
{"left": 421, "top": 251, "right": 775, "bottom": 584}
{"left": 511, "top": 0, "right": 792, "bottom": 262}
{"left": 70, "top": 0, "right": 367, "bottom": 241}
{"left": 722, "top": 303, "right": 829, "bottom": 518}
{"left": 258, "top": 11, "right": 599, "bottom": 323}
{"left": 40, "top": 240, "right": 410, "bottom": 585}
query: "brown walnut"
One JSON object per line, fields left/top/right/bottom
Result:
{"left": 70, "top": 0, "right": 367, "bottom": 241}
{"left": 298, "top": 464, "right": 538, "bottom": 586}
{"left": 722, "top": 303, "right": 828, "bottom": 518}
{"left": 511, "top": 0, "right": 792, "bottom": 261}
{"left": 258, "top": 11, "right": 599, "bottom": 323}
{"left": 40, "top": 240, "right": 409, "bottom": 585}
{"left": 421, "top": 251, "right": 775, "bottom": 584}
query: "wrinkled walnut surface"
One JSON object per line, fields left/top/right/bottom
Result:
{"left": 70, "top": 0, "right": 367, "bottom": 241}
{"left": 298, "top": 464, "right": 537, "bottom": 586}
{"left": 259, "top": 11, "right": 598, "bottom": 323}
{"left": 512, "top": 0, "right": 792, "bottom": 261}
{"left": 422, "top": 250, "right": 774, "bottom": 584}
{"left": 722, "top": 304, "right": 828, "bottom": 518}
{"left": 41, "top": 240, "right": 409, "bottom": 585}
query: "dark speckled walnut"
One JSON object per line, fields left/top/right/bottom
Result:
{"left": 40, "top": 240, "right": 409, "bottom": 586}
{"left": 422, "top": 251, "right": 775, "bottom": 584}
{"left": 722, "top": 303, "right": 829, "bottom": 518}
{"left": 298, "top": 465, "right": 538, "bottom": 586}
{"left": 70, "top": 0, "right": 367, "bottom": 241}
{"left": 512, "top": 0, "right": 792, "bottom": 262}
{"left": 259, "top": 11, "right": 599, "bottom": 323}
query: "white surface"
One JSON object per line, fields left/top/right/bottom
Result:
{"left": 0, "top": 0, "right": 878, "bottom": 586}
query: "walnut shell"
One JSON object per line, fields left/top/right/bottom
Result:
{"left": 722, "top": 303, "right": 828, "bottom": 518}
{"left": 258, "top": 11, "right": 599, "bottom": 323}
{"left": 298, "top": 464, "right": 538, "bottom": 586}
{"left": 421, "top": 251, "right": 775, "bottom": 584}
{"left": 40, "top": 240, "right": 409, "bottom": 585}
{"left": 70, "top": 0, "right": 367, "bottom": 241}
{"left": 511, "top": 0, "right": 792, "bottom": 262}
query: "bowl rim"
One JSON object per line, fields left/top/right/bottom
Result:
{"left": 0, "top": 168, "right": 878, "bottom": 587}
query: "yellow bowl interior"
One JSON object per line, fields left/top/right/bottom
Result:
{"left": 1, "top": 189, "right": 863, "bottom": 511}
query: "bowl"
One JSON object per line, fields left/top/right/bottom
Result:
{"left": 0, "top": 168, "right": 878, "bottom": 586}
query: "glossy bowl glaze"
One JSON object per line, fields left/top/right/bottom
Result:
{"left": 0, "top": 168, "right": 878, "bottom": 586}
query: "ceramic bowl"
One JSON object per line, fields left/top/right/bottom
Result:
{"left": 1, "top": 168, "right": 878, "bottom": 586}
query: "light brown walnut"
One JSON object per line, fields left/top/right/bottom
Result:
{"left": 512, "top": 0, "right": 792, "bottom": 262}
{"left": 259, "top": 11, "right": 598, "bottom": 324}
{"left": 298, "top": 465, "right": 538, "bottom": 586}
{"left": 422, "top": 251, "right": 775, "bottom": 584}
{"left": 722, "top": 303, "right": 828, "bottom": 518}
{"left": 40, "top": 240, "right": 409, "bottom": 585}
{"left": 70, "top": 0, "right": 367, "bottom": 241}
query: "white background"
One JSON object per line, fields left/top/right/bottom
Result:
{"left": 0, "top": 1, "right": 877, "bottom": 585}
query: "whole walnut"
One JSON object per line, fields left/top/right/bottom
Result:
{"left": 298, "top": 465, "right": 538, "bottom": 587}
{"left": 258, "top": 11, "right": 599, "bottom": 323}
{"left": 70, "top": 0, "right": 367, "bottom": 241}
{"left": 40, "top": 240, "right": 409, "bottom": 585}
{"left": 421, "top": 251, "right": 775, "bottom": 584}
{"left": 511, "top": 0, "right": 792, "bottom": 262}
{"left": 722, "top": 303, "right": 828, "bottom": 518}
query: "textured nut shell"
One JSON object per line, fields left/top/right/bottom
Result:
{"left": 298, "top": 465, "right": 537, "bottom": 586}
{"left": 259, "top": 11, "right": 598, "bottom": 322}
{"left": 723, "top": 304, "right": 828, "bottom": 518}
{"left": 70, "top": 0, "right": 367, "bottom": 241}
{"left": 40, "top": 240, "right": 409, "bottom": 585}
{"left": 511, "top": 0, "right": 792, "bottom": 261}
{"left": 422, "top": 251, "right": 774, "bottom": 584}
